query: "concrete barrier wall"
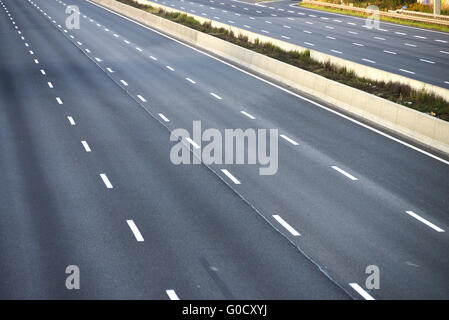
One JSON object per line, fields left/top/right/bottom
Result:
{"left": 92, "top": 0, "right": 449, "bottom": 154}
{"left": 132, "top": 0, "right": 449, "bottom": 103}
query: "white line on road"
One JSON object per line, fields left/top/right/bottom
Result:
{"left": 273, "top": 215, "right": 300, "bottom": 236}
{"left": 240, "top": 110, "right": 255, "bottom": 119}
{"left": 186, "top": 137, "right": 200, "bottom": 149}
{"left": 352, "top": 42, "right": 364, "bottom": 47}
{"left": 137, "top": 95, "right": 147, "bottom": 102}
{"left": 280, "top": 134, "right": 299, "bottom": 145}
{"left": 56, "top": 97, "right": 63, "bottom": 104}
{"left": 419, "top": 58, "right": 435, "bottom": 64}
{"left": 47, "top": 82, "right": 53, "bottom": 88}
{"left": 95, "top": 57, "right": 102, "bottom": 62}
{"left": 127, "top": 220, "right": 144, "bottom": 241}
{"left": 349, "top": 283, "right": 375, "bottom": 300}
{"left": 374, "top": 36, "right": 385, "bottom": 40}
{"left": 106, "top": 67, "right": 114, "bottom": 73}
{"left": 440, "top": 51, "right": 449, "bottom": 55}
{"left": 221, "top": 169, "right": 241, "bottom": 184}
{"left": 399, "top": 68, "right": 415, "bottom": 75}
{"left": 405, "top": 211, "right": 445, "bottom": 232}
{"left": 326, "top": 36, "right": 336, "bottom": 40}
{"left": 67, "top": 116, "right": 75, "bottom": 125}
{"left": 166, "top": 65, "right": 175, "bottom": 71}
{"left": 158, "top": 113, "right": 170, "bottom": 122}
{"left": 304, "top": 42, "right": 314, "bottom": 46}
{"left": 100, "top": 173, "right": 113, "bottom": 189}
{"left": 414, "top": 35, "right": 426, "bottom": 39}
{"left": 136, "top": 47, "right": 143, "bottom": 52}
{"left": 331, "top": 166, "right": 358, "bottom": 181}
{"left": 210, "top": 92, "right": 222, "bottom": 100}
{"left": 34, "top": 59, "right": 39, "bottom": 64}
{"left": 40, "top": 69, "right": 45, "bottom": 75}
{"left": 186, "top": 77, "right": 196, "bottom": 84}
{"left": 166, "top": 290, "right": 179, "bottom": 300}
{"left": 383, "top": 50, "right": 396, "bottom": 55}
{"left": 435, "top": 39, "right": 448, "bottom": 43}
{"left": 81, "top": 140, "right": 91, "bottom": 152}
{"left": 150, "top": 55, "right": 157, "bottom": 60}
{"left": 362, "top": 58, "right": 376, "bottom": 64}
{"left": 404, "top": 43, "right": 416, "bottom": 47}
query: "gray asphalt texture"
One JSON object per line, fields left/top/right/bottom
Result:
{"left": 0, "top": 0, "right": 448, "bottom": 299}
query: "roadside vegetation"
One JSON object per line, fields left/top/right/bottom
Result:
{"left": 299, "top": 2, "right": 449, "bottom": 33}
{"left": 119, "top": 0, "right": 449, "bottom": 121}
{"left": 311, "top": 0, "right": 449, "bottom": 15}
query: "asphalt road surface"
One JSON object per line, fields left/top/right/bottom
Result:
{"left": 0, "top": 0, "right": 448, "bottom": 299}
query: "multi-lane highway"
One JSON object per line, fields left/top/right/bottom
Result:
{"left": 0, "top": 0, "right": 449, "bottom": 299}
{"left": 151, "top": 0, "right": 449, "bottom": 87}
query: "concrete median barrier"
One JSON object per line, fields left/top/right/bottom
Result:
{"left": 91, "top": 0, "right": 449, "bottom": 154}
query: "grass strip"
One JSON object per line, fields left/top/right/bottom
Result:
{"left": 299, "top": 3, "right": 449, "bottom": 33}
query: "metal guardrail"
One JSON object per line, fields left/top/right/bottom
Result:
{"left": 390, "top": 9, "right": 449, "bottom": 21}
{"left": 301, "top": 0, "right": 449, "bottom": 26}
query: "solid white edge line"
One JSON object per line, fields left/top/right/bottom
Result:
{"left": 331, "top": 166, "right": 358, "bottom": 181}
{"left": 221, "top": 169, "right": 241, "bottom": 184}
{"left": 273, "top": 215, "right": 300, "bottom": 236}
{"left": 126, "top": 220, "right": 145, "bottom": 241}
{"left": 349, "top": 283, "right": 375, "bottom": 300}
{"left": 405, "top": 211, "right": 445, "bottom": 232}
{"left": 166, "top": 289, "right": 180, "bottom": 300}
{"left": 100, "top": 173, "right": 113, "bottom": 188}
{"left": 86, "top": 0, "right": 449, "bottom": 167}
